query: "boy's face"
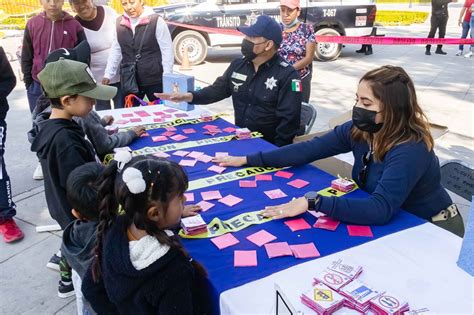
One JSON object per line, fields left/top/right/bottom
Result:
{"left": 41, "top": 0, "right": 64, "bottom": 19}
{"left": 61, "top": 95, "right": 95, "bottom": 118}
{"left": 121, "top": 0, "right": 144, "bottom": 18}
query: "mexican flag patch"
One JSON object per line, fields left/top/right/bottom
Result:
{"left": 291, "top": 79, "right": 302, "bottom": 92}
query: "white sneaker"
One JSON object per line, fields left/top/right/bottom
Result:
{"left": 455, "top": 50, "right": 463, "bottom": 56}
{"left": 465, "top": 51, "right": 473, "bottom": 58}
{"left": 33, "top": 163, "right": 43, "bottom": 180}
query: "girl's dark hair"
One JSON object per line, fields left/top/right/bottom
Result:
{"left": 92, "top": 155, "right": 207, "bottom": 281}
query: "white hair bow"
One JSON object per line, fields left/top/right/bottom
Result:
{"left": 114, "top": 150, "right": 133, "bottom": 172}
{"left": 122, "top": 167, "right": 147, "bottom": 194}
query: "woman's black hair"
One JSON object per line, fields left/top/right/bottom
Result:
{"left": 92, "top": 155, "right": 207, "bottom": 281}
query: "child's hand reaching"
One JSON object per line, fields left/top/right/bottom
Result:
{"left": 103, "top": 115, "right": 114, "bottom": 126}
{"left": 182, "top": 204, "right": 203, "bottom": 217}
{"left": 132, "top": 126, "right": 146, "bottom": 137}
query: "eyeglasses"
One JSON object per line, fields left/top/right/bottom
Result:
{"left": 358, "top": 150, "right": 372, "bottom": 188}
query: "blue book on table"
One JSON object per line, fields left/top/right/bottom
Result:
{"left": 162, "top": 73, "right": 195, "bottom": 111}
{"left": 457, "top": 196, "right": 474, "bottom": 276}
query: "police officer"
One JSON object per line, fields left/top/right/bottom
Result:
{"left": 426, "top": 0, "right": 458, "bottom": 55}
{"left": 156, "top": 15, "right": 302, "bottom": 146}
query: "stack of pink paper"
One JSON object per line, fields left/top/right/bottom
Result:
{"left": 313, "top": 269, "right": 352, "bottom": 291}
{"left": 339, "top": 280, "right": 382, "bottom": 313}
{"left": 235, "top": 128, "right": 251, "bottom": 139}
{"left": 180, "top": 214, "right": 207, "bottom": 235}
{"left": 300, "top": 283, "right": 345, "bottom": 315}
{"left": 327, "top": 258, "right": 363, "bottom": 280}
{"left": 369, "top": 293, "right": 409, "bottom": 315}
{"left": 330, "top": 178, "right": 355, "bottom": 192}
{"left": 200, "top": 111, "right": 213, "bottom": 122}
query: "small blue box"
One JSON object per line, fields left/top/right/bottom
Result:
{"left": 162, "top": 73, "right": 195, "bottom": 111}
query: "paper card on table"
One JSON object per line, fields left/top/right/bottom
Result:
{"left": 161, "top": 131, "right": 176, "bottom": 137}
{"left": 287, "top": 179, "right": 309, "bottom": 189}
{"left": 163, "top": 114, "right": 172, "bottom": 118}
{"left": 347, "top": 225, "right": 373, "bottom": 237}
{"left": 264, "top": 242, "right": 293, "bottom": 258}
{"left": 152, "top": 136, "right": 168, "bottom": 142}
{"left": 164, "top": 108, "right": 178, "bottom": 113}
{"left": 183, "top": 128, "right": 196, "bottom": 134}
{"left": 184, "top": 192, "right": 194, "bottom": 202}
{"left": 290, "top": 243, "right": 320, "bottom": 259}
{"left": 165, "top": 126, "right": 177, "bottom": 131}
{"left": 187, "top": 151, "right": 204, "bottom": 159}
{"left": 215, "top": 152, "right": 229, "bottom": 158}
{"left": 239, "top": 180, "right": 257, "bottom": 188}
{"left": 122, "top": 113, "right": 134, "bottom": 118}
{"left": 211, "top": 233, "right": 240, "bottom": 250}
{"left": 256, "top": 174, "right": 272, "bottom": 181}
{"left": 196, "top": 200, "right": 215, "bottom": 212}
{"left": 135, "top": 110, "right": 150, "bottom": 117}
{"left": 246, "top": 230, "right": 276, "bottom": 247}
{"left": 208, "top": 165, "right": 226, "bottom": 174}
{"left": 223, "top": 127, "right": 236, "bottom": 133}
{"left": 234, "top": 250, "right": 257, "bottom": 267}
{"left": 179, "top": 159, "right": 197, "bottom": 167}
{"left": 115, "top": 120, "right": 129, "bottom": 125}
{"left": 153, "top": 111, "right": 165, "bottom": 116}
{"left": 153, "top": 151, "right": 170, "bottom": 158}
{"left": 264, "top": 189, "right": 287, "bottom": 199}
{"left": 203, "top": 124, "right": 219, "bottom": 130}
{"left": 204, "top": 130, "right": 221, "bottom": 136}
{"left": 129, "top": 118, "right": 142, "bottom": 123}
{"left": 153, "top": 118, "right": 164, "bottom": 123}
{"left": 140, "top": 132, "right": 150, "bottom": 137}
{"left": 275, "top": 171, "right": 294, "bottom": 179}
{"left": 284, "top": 218, "right": 312, "bottom": 232}
{"left": 314, "top": 217, "right": 340, "bottom": 231}
{"left": 315, "top": 269, "right": 352, "bottom": 291}
{"left": 218, "top": 194, "right": 243, "bottom": 207}
{"left": 175, "top": 113, "right": 189, "bottom": 118}
{"left": 308, "top": 210, "right": 326, "bottom": 218}
{"left": 201, "top": 190, "right": 222, "bottom": 201}
{"left": 197, "top": 154, "right": 213, "bottom": 163}
{"left": 173, "top": 150, "right": 190, "bottom": 157}
{"left": 170, "top": 134, "right": 188, "bottom": 141}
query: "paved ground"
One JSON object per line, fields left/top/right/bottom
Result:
{"left": 0, "top": 3, "right": 472, "bottom": 314}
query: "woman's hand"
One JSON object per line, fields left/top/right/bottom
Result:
{"left": 182, "top": 204, "right": 203, "bottom": 217}
{"left": 211, "top": 156, "right": 247, "bottom": 167}
{"left": 261, "top": 197, "right": 308, "bottom": 219}
{"left": 154, "top": 92, "right": 193, "bottom": 103}
{"left": 102, "top": 77, "right": 111, "bottom": 85}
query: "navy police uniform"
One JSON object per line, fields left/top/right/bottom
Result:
{"left": 191, "top": 54, "right": 302, "bottom": 146}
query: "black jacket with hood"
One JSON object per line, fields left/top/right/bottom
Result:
{"left": 31, "top": 118, "right": 97, "bottom": 229}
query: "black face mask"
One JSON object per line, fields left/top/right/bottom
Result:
{"left": 352, "top": 106, "right": 383, "bottom": 133}
{"left": 241, "top": 38, "right": 257, "bottom": 60}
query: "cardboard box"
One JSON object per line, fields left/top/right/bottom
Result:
{"left": 162, "top": 73, "right": 195, "bottom": 111}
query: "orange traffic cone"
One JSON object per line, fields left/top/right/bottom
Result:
{"left": 179, "top": 46, "right": 192, "bottom": 71}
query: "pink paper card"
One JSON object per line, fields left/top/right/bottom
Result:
{"left": 135, "top": 110, "right": 150, "bottom": 117}
{"left": 122, "top": 113, "right": 134, "bottom": 118}
{"left": 197, "top": 154, "right": 213, "bottom": 163}
{"left": 287, "top": 179, "right": 309, "bottom": 189}
{"left": 161, "top": 131, "right": 176, "bottom": 137}
{"left": 140, "top": 132, "right": 150, "bottom": 137}
{"left": 208, "top": 165, "right": 226, "bottom": 174}
{"left": 214, "top": 152, "right": 229, "bottom": 158}
{"left": 239, "top": 180, "right": 257, "bottom": 188}
{"left": 264, "top": 189, "right": 287, "bottom": 199}
{"left": 115, "top": 120, "right": 129, "bottom": 125}
{"left": 153, "top": 118, "right": 164, "bottom": 123}
{"left": 264, "top": 242, "right": 293, "bottom": 258}
{"left": 184, "top": 192, "right": 194, "bottom": 202}
{"left": 165, "top": 126, "right": 177, "bottom": 131}
{"left": 284, "top": 218, "right": 312, "bottom": 232}
{"left": 204, "top": 130, "right": 221, "bottom": 135}
{"left": 129, "top": 118, "right": 142, "bottom": 123}
{"left": 175, "top": 113, "right": 189, "bottom": 118}
{"left": 347, "top": 225, "right": 374, "bottom": 237}
{"left": 223, "top": 127, "right": 236, "bottom": 133}
{"left": 290, "top": 243, "right": 320, "bottom": 259}
{"left": 173, "top": 150, "right": 190, "bottom": 157}
{"left": 170, "top": 134, "right": 188, "bottom": 142}
{"left": 234, "top": 250, "right": 257, "bottom": 267}
{"left": 203, "top": 124, "right": 219, "bottom": 130}
{"left": 196, "top": 200, "right": 215, "bottom": 212}
{"left": 187, "top": 151, "right": 204, "bottom": 159}
{"left": 246, "top": 230, "right": 276, "bottom": 247}
{"left": 275, "top": 171, "right": 294, "bottom": 179}
{"left": 153, "top": 151, "right": 170, "bottom": 158}
{"left": 308, "top": 210, "right": 326, "bottom": 219}
{"left": 153, "top": 111, "right": 165, "bottom": 116}
{"left": 179, "top": 159, "right": 197, "bottom": 167}
{"left": 211, "top": 233, "right": 240, "bottom": 250}
{"left": 256, "top": 174, "right": 272, "bottom": 181}
{"left": 163, "top": 114, "right": 172, "bottom": 118}
{"left": 314, "top": 217, "right": 340, "bottom": 231}
{"left": 183, "top": 128, "right": 196, "bottom": 134}
{"left": 218, "top": 194, "right": 243, "bottom": 207}
{"left": 201, "top": 190, "right": 222, "bottom": 201}
{"left": 152, "top": 136, "right": 168, "bottom": 142}
{"left": 163, "top": 108, "right": 178, "bottom": 113}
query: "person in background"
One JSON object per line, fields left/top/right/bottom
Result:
{"left": 0, "top": 47, "right": 24, "bottom": 243}
{"left": 21, "top": 0, "right": 87, "bottom": 113}
{"left": 426, "top": 0, "right": 458, "bottom": 55}
{"left": 70, "top": 0, "right": 124, "bottom": 110}
{"left": 455, "top": 0, "right": 473, "bottom": 56}
{"left": 103, "top": 0, "right": 173, "bottom": 105}
{"left": 214, "top": 65, "right": 465, "bottom": 238}
{"left": 464, "top": 2, "right": 474, "bottom": 57}
{"left": 278, "top": 0, "right": 316, "bottom": 103}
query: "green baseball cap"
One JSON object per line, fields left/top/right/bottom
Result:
{"left": 38, "top": 58, "right": 117, "bottom": 100}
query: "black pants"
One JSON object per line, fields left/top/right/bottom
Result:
{"left": 0, "top": 121, "right": 16, "bottom": 221}
{"left": 301, "top": 71, "right": 312, "bottom": 104}
{"left": 427, "top": 14, "right": 448, "bottom": 51}
{"left": 133, "top": 82, "right": 163, "bottom": 107}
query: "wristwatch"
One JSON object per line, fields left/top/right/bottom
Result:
{"left": 304, "top": 191, "right": 320, "bottom": 211}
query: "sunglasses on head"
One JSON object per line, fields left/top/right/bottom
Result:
{"left": 358, "top": 150, "right": 372, "bottom": 188}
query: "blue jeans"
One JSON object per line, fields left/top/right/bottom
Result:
{"left": 0, "top": 121, "right": 16, "bottom": 221}
{"left": 95, "top": 82, "right": 125, "bottom": 110}
{"left": 26, "top": 80, "right": 43, "bottom": 113}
